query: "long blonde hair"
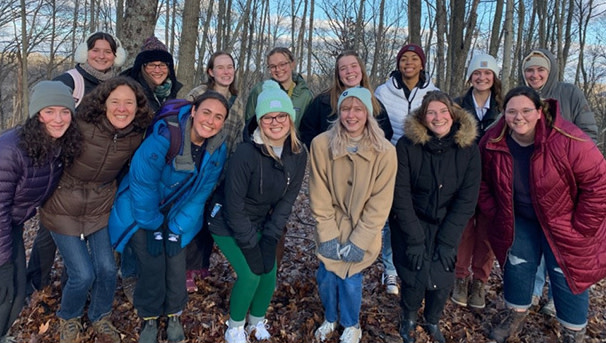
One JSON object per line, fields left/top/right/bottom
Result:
{"left": 257, "top": 116, "right": 304, "bottom": 161}
{"left": 328, "top": 101, "right": 390, "bottom": 156}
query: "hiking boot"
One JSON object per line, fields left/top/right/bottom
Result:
{"left": 489, "top": 309, "right": 529, "bottom": 343}
{"left": 399, "top": 319, "right": 416, "bottom": 343}
{"left": 314, "top": 320, "right": 337, "bottom": 342}
{"left": 451, "top": 277, "right": 469, "bottom": 307}
{"left": 382, "top": 273, "right": 399, "bottom": 295}
{"left": 540, "top": 298, "right": 556, "bottom": 317}
{"left": 167, "top": 315, "right": 186, "bottom": 343}
{"left": 92, "top": 315, "right": 121, "bottom": 343}
{"left": 424, "top": 323, "right": 446, "bottom": 343}
{"left": 468, "top": 279, "right": 486, "bottom": 309}
{"left": 560, "top": 326, "right": 586, "bottom": 343}
{"left": 138, "top": 318, "right": 158, "bottom": 343}
{"left": 185, "top": 270, "right": 198, "bottom": 293}
{"left": 245, "top": 320, "right": 271, "bottom": 340}
{"left": 122, "top": 276, "right": 136, "bottom": 304}
{"left": 339, "top": 326, "right": 361, "bottom": 343}
{"left": 59, "top": 317, "right": 83, "bottom": 343}
{"left": 225, "top": 322, "right": 247, "bottom": 343}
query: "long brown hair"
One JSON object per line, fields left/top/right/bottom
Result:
{"left": 205, "top": 51, "right": 238, "bottom": 96}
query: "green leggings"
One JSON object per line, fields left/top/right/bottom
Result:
{"left": 213, "top": 234, "right": 277, "bottom": 321}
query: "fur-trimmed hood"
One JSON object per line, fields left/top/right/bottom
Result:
{"left": 403, "top": 106, "right": 478, "bottom": 148}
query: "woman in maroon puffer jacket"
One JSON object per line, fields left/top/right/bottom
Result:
{"left": 478, "top": 86, "right": 606, "bottom": 343}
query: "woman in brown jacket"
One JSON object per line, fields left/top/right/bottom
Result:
{"left": 39, "top": 77, "right": 153, "bottom": 343}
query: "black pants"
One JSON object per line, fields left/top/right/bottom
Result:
{"left": 0, "top": 227, "right": 26, "bottom": 337}
{"left": 185, "top": 223, "right": 213, "bottom": 270}
{"left": 130, "top": 228, "right": 188, "bottom": 318}
{"left": 25, "top": 225, "right": 56, "bottom": 295}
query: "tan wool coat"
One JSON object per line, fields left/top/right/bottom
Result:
{"left": 309, "top": 132, "right": 397, "bottom": 279}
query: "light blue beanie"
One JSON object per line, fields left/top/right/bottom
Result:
{"left": 337, "top": 87, "right": 373, "bottom": 115}
{"left": 255, "top": 80, "right": 295, "bottom": 123}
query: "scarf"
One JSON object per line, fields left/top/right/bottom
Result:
{"left": 80, "top": 62, "right": 116, "bottom": 82}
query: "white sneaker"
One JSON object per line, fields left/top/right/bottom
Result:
{"left": 225, "top": 323, "right": 248, "bottom": 343}
{"left": 245, "top": 320, "right": 271, "bottom": 340}
{"left": 382, "top": 273, "right": 399, "bottom": 295}
{"left": 340, "top": 326, "right": 362, "bottom": 343}
{"left": 314, "top": 320, "right": 336, "bottom": 342}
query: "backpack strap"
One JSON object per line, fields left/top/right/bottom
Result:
{"left": 66, "top": 69, "right": 85, "bottom": 107}
{"left": 164, "top": 115, "right": 182, "bottom": 164}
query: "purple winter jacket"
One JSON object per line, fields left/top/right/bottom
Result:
{"left": 0, "top": 128, "right": 64, "bottom": 265}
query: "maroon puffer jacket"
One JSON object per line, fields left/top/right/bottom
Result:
{"left": 478, "top": 99, "right": 606, "bottom": 294}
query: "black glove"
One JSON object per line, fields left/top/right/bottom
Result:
{"left": 259, "top": 235, "right": 278, "bottom": 274}
{"left": 241, "top": 245, "right": 264, "bottom": 275}
{"left": 0, "top": 263, "right": 15, "bottom": 304}
{"left": 405, "top": 244, "right": 425, "bottom": 271}
{"left": 165, "top": 232, "right": 182, "bottom": 257}
{"left": 147, "top": 230, "right": 164, "bottom": 256}
{"left": 340, "top": 241, "right": 365, "bottom": 263}
{"left": 317, "top": 238, "right": 341, "bottom": 260}
{"left": 433, "top": 244, "right": 456, "bottom": 272}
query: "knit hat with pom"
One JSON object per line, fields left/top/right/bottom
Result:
{"left": 255, "top": 80, "right": 296, "bottom": 123}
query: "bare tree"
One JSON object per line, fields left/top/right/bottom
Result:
{"left": 502, "top": 0, "right": 515, "bottom": 91}
{"left": 120, "top": 0, "right": 159, "bottom": 66}
{"left": 176, "top": 0, "right": 201, "bottom": 96}
{"left": 408, "top": 0, "right": 421, "bottom": 44}
{"left": 489, "top": 0, "right": 504, "bottom": 56}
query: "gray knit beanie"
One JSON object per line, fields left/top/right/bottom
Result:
{"left": 29, "top": 81, "right": 75, "bottom": 118}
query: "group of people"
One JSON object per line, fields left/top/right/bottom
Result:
{"left": 0, "top": 30, "right": 605, "bottom": 343}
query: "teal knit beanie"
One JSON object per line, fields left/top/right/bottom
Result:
{"left": 337, "top": 87, "right": 373, "bottom": 115}
{"left": 255, "top": 80, "right": 295, "bottom": 123}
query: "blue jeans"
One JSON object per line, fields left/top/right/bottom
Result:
{"left": 503, "top": 216, "right": 588, "bottom": 328}
{"left": 532, "top": 255, "right": 553, "bottom": 299}
{"left": 381, "top": 221, "right": 396, "bottom": 276}
{"left": 316, "top": 262, "right": 362, "bottom": 328}
{"left": 50, "top": 228, "right": 117, "bottom": 322}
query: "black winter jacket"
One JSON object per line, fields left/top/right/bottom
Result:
{"left": 454, "top": 87, "right": 501, "bottom": 141}
{"left": 390, "top": 107, "right": 481, "bottom": 290}
{"left": 208, "top": 118, "right": 308, "bottom": 249}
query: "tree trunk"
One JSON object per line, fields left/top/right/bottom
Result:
{"left": 306, "top": 0, "right": 315, "bottom": 80}
{"left": 120, "top": 0, "right": 159, "bottom": 67}
{"left": 177, "top": 0, "right": 201, "bottom": 97}
{"left": 489, "top": 0, "right": 504, "bottom": 57}
{"left": 370, "top": 0, "right": 385, "bottom": 84}
{"left": 436, "top": 0, "right": 447, "bottom": 89}
{"left": 502, "top": 0, "right": 514, "bottom": 91}
{"left": 408, "top": 0, "right": 421, "bottom": 44}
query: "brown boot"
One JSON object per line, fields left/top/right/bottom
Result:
{"left": 450, "top": 277, "right": 469, "bottom": 307}
{"left": 560, "top": 326, "right": 586, "bottom": 343}
{"left": 468, "top": 279, "right": 486, "bottom": 309}
{"left": 489, "top": 309, "right": 528, "bottom": 343}
{"left": 92, "top": 315, "right": 121, "bottom": 343}
{"left": 59, "top": 317, "right": 83, "bottom": 343}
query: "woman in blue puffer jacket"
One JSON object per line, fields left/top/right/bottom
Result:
{"left": 109, "top": 91, "right": 229, "bottom": 343}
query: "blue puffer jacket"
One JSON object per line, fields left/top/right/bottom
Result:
{"left": 109, "top": 105, "right": 227, "bottom": 252}
{"left": 0, "top": 128, "right": 64, "bottom": 265}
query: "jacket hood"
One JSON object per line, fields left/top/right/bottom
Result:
{"left": 524, "top": 49, "right": 558, "bottom": 97}
{"left": 404, "top": 106, "right": 478, "bottom": 148}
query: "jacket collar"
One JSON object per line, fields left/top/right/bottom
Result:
{"left": 403, "top": 106, "right": 478, "bottom": 148}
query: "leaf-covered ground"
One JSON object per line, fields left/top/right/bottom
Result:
{"left": 13, "top": 177, "right": 606, "bottom": 342}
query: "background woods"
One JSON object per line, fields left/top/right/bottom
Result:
{"left": 1, "top": 0, "right": 606, "bottom": 141}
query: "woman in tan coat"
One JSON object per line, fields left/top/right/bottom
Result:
{"left": 309, "top": 87, "right": 397, "bottom": 343}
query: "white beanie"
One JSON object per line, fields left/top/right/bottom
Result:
{"left": 466, "top": 54, "right": 499, "bottom": 81}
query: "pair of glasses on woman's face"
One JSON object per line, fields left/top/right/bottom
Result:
{"left": 261, "top": 113, "right": 289, "bottom": 124}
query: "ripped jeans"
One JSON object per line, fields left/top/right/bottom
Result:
{"left": 503, "top": 216, "right": 588, "bottom": 328}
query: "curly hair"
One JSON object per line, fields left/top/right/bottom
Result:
{"left": 77, "top": 76, "right": 154, "bottom": 132}
{"left": 18, "top": 115, "right": 82, "bottom": 167}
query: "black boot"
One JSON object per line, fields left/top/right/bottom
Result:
{"left": 560, "top": 326, "right": 586, "bottom": 343}
{"left": 424, "top": 323, "right": 446, "bottom": 343}
{"left": 399, "top": 319, "right": 416, "bottom": 343}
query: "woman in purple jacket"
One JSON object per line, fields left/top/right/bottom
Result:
{"left": 0, "top": 81, "right": 81, "bottom": 341}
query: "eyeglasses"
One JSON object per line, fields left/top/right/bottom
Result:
{"left": 268, "top": 61, "right": 290, "bottom": 71}
{"left": 505, "top": 108, "right": 537, "bottom": 117}
{"left": 145, "top": 62, "right": 168, "bottom": 70}
{"left": 261, "top": 113, "right": 289, "bottom": 124}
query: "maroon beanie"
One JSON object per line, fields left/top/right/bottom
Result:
{"left": 396, "top": 44, "right": 426, "bottom": 69}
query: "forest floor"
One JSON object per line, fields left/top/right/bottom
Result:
{"left": 12, "top": 176, "right": 606, "bottom": 343}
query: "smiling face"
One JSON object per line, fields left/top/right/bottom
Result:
{"left": 190, "top": 98, "right": 227, "bottom": 145}
{"left": 208, "top": 54, "right": 235, "bottom": 89}
{"left": 259, "top": 112, "right": 291, "bottom": 146}
{"left": 144, "top": 61, "right": 169, "bottom": 86}
{"left": 87, "top": 39, "right": 116, "bottom": 72}
{"left": 38, "top": 106, "right": 72, "bottom": 139}
{"left": 470, "top": 69, "right": 494, "bottom": 92}
{"left": 339, "top": 97, "right": 368, "bottom": 138}
{"left": 424, "top": 101, "right": 453, "bottom": 138}
{"left": 399, "top": 51, "right": 423, "bottom": 81}
{"left": 337, "top": 55, "right": 363, "bottom": 88}
{"left": 267, "top": 52, "right": 294, "bottom": 86}
{"left": 504, "top": 95, "right": 541, "bottom": 143}
{"left": 105, "top": 85, "right": 137, "bottom": 129}
{"left": 524, "top": 66, "right": 549, "bottom": 90}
